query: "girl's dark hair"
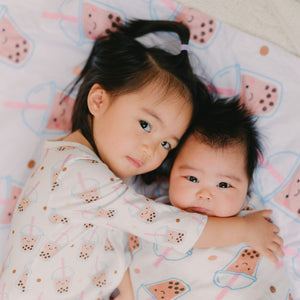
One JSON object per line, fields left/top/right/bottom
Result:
{"left": 68, "top": 19, "right": 207, "bottom": 157}
{"left": 192, "top": 96, "right": 263, "bottom": 184}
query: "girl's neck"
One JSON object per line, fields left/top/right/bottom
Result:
{"left": 62, "top": 130, "right": 94, "bottom": 152}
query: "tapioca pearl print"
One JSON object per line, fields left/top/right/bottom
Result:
{"left": 105, "top": 14, "right": 122, "bottom": 35}
{"left": 192, "top": 20, "right": 215, "bottom": 43}
{"left": 241, "top": 249, "right": 260, "bottom": 259}
{"left": 96, "top": 208, "right": 116, "bottom": 218}
{"left": 104, "top": 238, "right": 115, "bottom": 251}
{"left": 78, "top": 189, "right": 100, "bottom": 203}
{"left": 129, "top": 234, "right": 140, "bottom": 252}
{"left": 260, "top": 84, "right": 277, "bottom": 111}
{"left": 83, "top": 223, "right": 94, "bottom": 229}
{"left": 8, "top": 40, "right": 28, "bottom": 63}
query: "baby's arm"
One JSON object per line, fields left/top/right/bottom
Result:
{"left": 113, "top": 269, "right": 134, "bottom": 300}
{"left": 193, "top": 210, "right": 284, "bottom": 263}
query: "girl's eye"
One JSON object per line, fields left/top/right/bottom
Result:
{"left": 218, "top": 182, "right": 231, "bottom": 188}
{"left": 161, "top": 141, "right": 171, "bottom": 150}
{"left": 186, "top": 176, "right": 199, "bottom": 183}
{"left": 140, "top": 120, "right": 151, "bottom": 132}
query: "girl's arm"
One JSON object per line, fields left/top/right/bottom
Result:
{"left": 113, "top": 269, "right": 134, "bottom": 300}
{"left": 193, "top": 210, "right": 284, "bottom": 263}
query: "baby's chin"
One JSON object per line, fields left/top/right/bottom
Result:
{"left": 184, "top": 207, "right": 213, "bottom": 216}
{"left": 183, "top": 207, "right": 237, "bottom": 218}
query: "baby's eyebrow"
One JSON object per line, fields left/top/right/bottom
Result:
{"left": 178, "top": 165, "right": 199, "bottom": 172}
{"left": 217, "top": 173, "right": 242, "bottom": 183}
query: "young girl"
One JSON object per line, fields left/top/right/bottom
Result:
{"left": 0, "top": 20, "right": 282, "bottom": 300}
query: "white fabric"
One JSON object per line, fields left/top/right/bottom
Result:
{"left": 0, "top": 0, "right": 300, "bottom": 297}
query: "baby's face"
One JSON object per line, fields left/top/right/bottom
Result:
{"left": 169, "top": 134, "right": 249, "bottom": 217}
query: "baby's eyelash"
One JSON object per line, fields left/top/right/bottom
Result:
{"left": 217, "top": 182, "right": 231, "bottom": 188}
{"left": 186, "top": 176, "right": 199, "bottom": 183}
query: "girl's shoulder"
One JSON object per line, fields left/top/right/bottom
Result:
{"left": 45, "top": 140, "right": 99, "bottom": 161}
{"left": 43, "top": 140, "right": 117, "bottom": 181}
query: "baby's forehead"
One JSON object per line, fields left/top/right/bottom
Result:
{"left": 180, "top": 133, "right": 248, "bottom": 166}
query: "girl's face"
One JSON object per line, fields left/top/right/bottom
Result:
{"left": 169, "top": 134, "right": 249, "bottom": 217}
{"left": 88, "top": 83, "right": 192, "bottom": 179}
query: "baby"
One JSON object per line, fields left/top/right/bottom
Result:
{"left": 128, "top": 98, "right": 292, "bottom": 299}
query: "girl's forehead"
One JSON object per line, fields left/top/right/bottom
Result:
{"left": 137, "top": 80, "right": 191, "bottom": 105}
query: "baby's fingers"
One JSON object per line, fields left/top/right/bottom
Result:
{"left": 263, "top": 249, "right": 279, "bottom": 264}
{"left": 271, "top": 223, "right": 280, "bottom": 234}
{"left": 269, "top": 241, "right": 284, "bottom": 258}
{"left": 273, "top": 234, "right": 283, "bottom": 247}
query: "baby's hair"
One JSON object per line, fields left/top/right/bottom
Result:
{"left": 192, "top": 96, "right": 262, "bottom": 183}
{"left": 68, "top": 19, "right": 205, "bottom": 156}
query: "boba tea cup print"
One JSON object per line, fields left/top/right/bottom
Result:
{"left": 1, "top": 0, "right": 300, "bottom": 297}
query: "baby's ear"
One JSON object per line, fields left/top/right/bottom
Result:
{"left": 87, "top": 83, "right": 110, "bottom": 116}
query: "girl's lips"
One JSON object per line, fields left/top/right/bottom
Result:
{"left": 126, "top": 156, "right": 143, "bottom": 168}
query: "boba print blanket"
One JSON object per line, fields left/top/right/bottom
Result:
{"left": 0, "top": 0, "right": 300, "bottom": 298}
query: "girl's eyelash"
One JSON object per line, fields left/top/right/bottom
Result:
{"left": 140, "top": 120, "right": 151, "bottom": 132}
{"left": 161, "top": 141, "right": 171, "bottom": 150}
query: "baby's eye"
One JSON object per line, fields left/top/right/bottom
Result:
{"left": 140, "top": 120, "right": 151, "bottom": 132}
{"left": 161, "top": 141, "right": 171, "bottom": 150}
{"left": 217, "top": 182, "right": 231, "bottom": 188}
{"left": 186, "top": 176, "right": 199, "bottom": 183}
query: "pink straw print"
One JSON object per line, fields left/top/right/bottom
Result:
{"left": 61, "top": 154, "right": 72, "bottom": 169}
{"left": 1, "top": 283, "right": 6, "bottom": 300}
{"left": 206, "top": 85, "right": 236, "bottom": 96}
{"left": 27, "top": 181, "right": 40, "bottom": 197}
{"left": 4, "top": 101, "right": 48, "bottom": 110}
{"left": 77, "top": 172, "right": 86, "bottom": 191}
{"left": 215, "top": 274, "right": 239, "bottom": 300}
{"left": 161, "top": 0, "right": 179, "bottom": 11}
{"left": 88, "top": 227, "right": 98, "bottom": 241}
{"left": 61, "top": 258, "right": 66, "bottom": 277}
{"left": 42, "top": 12, "right": 79, "bottom": 23}
{"left": 123, "top": 197, "right": 140, "bottom": 209}
{"left": 3, "top": 246, "right": 13, "bottom": 265}
{"left": 54, "top": 226, "right": 73, "bottom": 243}
{"left": 29, "top": 216, "right": 35, "bottom": 235}
{"left": 154, "top": 247, "right": 172, "bottom": 267}
{"left": 258, "top": 153, "right": 285, "bottom": 184}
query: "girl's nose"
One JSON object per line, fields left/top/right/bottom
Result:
{"left": 196, "top": 189, "right": 212, "bottom": 201}
{"left": 140, "top": 143, "right": 155, "bottom": 160}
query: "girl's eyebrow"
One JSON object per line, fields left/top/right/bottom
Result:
{"left": 142, "top": 107, "right": 163, "bottom": 124}
{"left": 142, "top": 107, "right": 180, "bottom": 143}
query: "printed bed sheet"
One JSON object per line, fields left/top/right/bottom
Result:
{"left": 0, "top": 0, "right": 300, "bottom": 298}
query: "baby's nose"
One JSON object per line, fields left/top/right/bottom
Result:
{"left": 196, "top": 189, "right": 212, "bottom": 201}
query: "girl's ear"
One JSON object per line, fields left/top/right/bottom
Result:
{"left": 87, "top": 83, "right": 110, "bottom": 116}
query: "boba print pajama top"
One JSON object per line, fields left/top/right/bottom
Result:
{"left": 0, "top": 141, "right": 207, "bottom": 300}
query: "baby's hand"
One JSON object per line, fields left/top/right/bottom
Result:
{"left": 243, "top": 210, "right": 284, "bottom": 263}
